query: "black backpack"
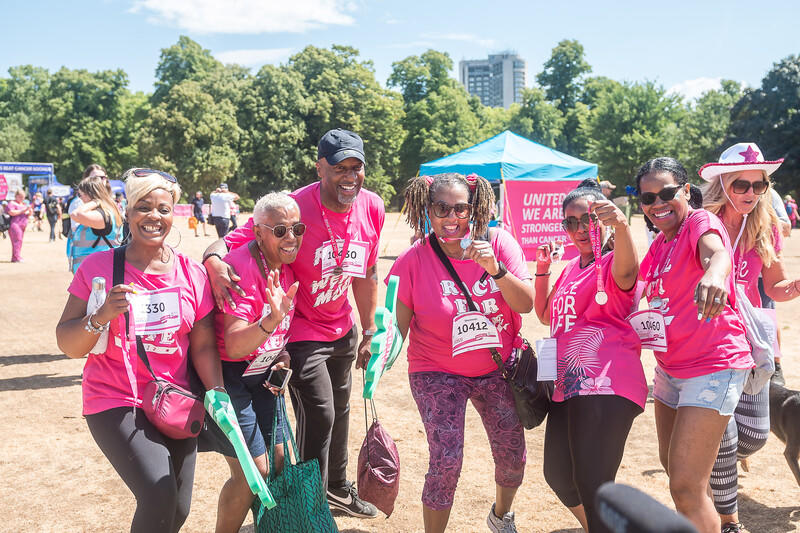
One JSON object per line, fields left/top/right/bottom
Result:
{"left": 47, "top": 198, "right": 59, "bottom": 216}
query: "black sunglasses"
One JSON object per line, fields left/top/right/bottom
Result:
{"left": 431, "top": 201, "right": 471, "bottom": 219}
{"left": 255, "top": 222, "right": 306, "bottom": 239}
{"left": 127, "top": 168, "right": 178, "bottom": 183}
{"left": 640, "top": 185, "right": 681, "bottom": 205}
{"left": 731, "top": 179, "right": 769, "bottom": 195}
{"left": 561, "top": 212, "right": 598, "bottom": 232}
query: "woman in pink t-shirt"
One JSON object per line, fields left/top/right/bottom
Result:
{"left": 699, "top": 143, "right": 800, "bottom": 532}
{"left": 533, "top": 181, "right": 646, "bottom": 533}
{"left": 212, "top": 192, "right": 301, "bottom": 533}
{"left": 389, "top": 173, "right": 533, "bottom": 533}
{"left": 56, "top": 168, "right": 225, "bottom": 533}
{"left": 7, "top": 188, "right": 33, "bottom": 262}
{"left": 636, "top": 157, "right": 752, "bottom": 533}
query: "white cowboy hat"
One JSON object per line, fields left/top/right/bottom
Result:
{"left": 698, "top": 142, "right": 783, "bottom": 182}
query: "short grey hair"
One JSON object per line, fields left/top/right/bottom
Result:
{"left": 253, "top": 192, "right": 299, "bottom": 223}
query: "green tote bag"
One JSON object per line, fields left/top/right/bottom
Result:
{"left": 252, "top": 395, "right": 339, "bottom": 533}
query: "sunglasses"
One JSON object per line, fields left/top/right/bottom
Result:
{"left": 431, "top": 201, "right": 472, "bottom": 219}
{"left": 731, "top": 179, "right": 769, "bottom": 195}
{"left": 561, "top": 213, "right": 598, "bottom": 232}
{"left": 127, "top": 168, "right": 178, "bottom": 183}
{"left": 255, "top": 222, "right": 306, "bottom": 239}
{"left": 640, "top": 185, "right": 681, "bottom": 205}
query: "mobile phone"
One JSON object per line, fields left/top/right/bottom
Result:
{"left": 266, "top": 367, "right": 292, "bottom": 390}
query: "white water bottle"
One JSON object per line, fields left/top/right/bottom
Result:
{"left": 87, "top": 277, "right": 109, "bottom": 354}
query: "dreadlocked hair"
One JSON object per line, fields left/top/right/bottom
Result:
{"left": 404, "top": 173, "right": 495, "bottom": 243}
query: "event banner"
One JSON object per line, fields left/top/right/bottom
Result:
{"left": 1, "top": 173, "right": 23, "bottom": 200}
{"left": 503, "top": 180, "right": 582, "bottom": 261}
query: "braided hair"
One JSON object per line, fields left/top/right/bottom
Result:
{"left": 405, "top": 172, "right": 495, "bottom": 242}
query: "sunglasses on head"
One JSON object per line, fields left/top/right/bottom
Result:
{"left": 639, "top": 185, "right": 682, "bottom": 205}
{"left": 127, "top": 168, "right": 178, "bottom": 183}
{"left": 431, "top": 201, "right": 471, "bottom": 219}
{"left": 255, "top": 222, "right": 306, "bottom": 239}
{"left": 731, "top": 179, "right": 769, "bottom": 195}
{"left": 561, "top": 212, "right": 598, "bottom": 232}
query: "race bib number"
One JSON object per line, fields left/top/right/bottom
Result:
{"left": 452, "top": 311, "right": 502, "bottom": 357}
{"left": 130, "top": 287, "right": 181, "bottom": 335}
{"left": 321, "top": 239, "right": 368, "bottom": 278}
{"left": 627, "top": 309, "right": 667, "bottom": 352}
{"left": 243, "top": 334, "right": 287, "bottom": 377}
{"left": 534, "top": 338, "right": 557, "bottom": 381}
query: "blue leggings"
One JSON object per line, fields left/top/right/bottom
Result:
{"left": 86, "top": 407, "right": 197, "bottom": 533}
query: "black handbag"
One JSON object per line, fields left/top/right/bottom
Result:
{"left": 429, "top": 234, "right": 552, "bottom": 429}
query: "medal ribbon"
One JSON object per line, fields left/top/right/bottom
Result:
{"left": 318, "top": 190, "right": 353, "bottom": 270}
{"left": 588, "top": 213, "right": 605, "bottom": 297}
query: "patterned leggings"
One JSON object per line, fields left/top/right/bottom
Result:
{"left": 711, "top": 383, "right": 770, "bottom": 515}
{"left": 409, "top": 371, "right": 526, "bottom": 511}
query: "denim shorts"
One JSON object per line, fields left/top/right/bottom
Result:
{"left": 652, "top": 366, "right": 748, "bottom": 416}
{"left": 216, "top": 360, "right": 286, "bottom": 458}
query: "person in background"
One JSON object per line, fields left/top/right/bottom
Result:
{"left": 534, "top": 181, "right": 646, "bottom": 533}
{"left": 56, "top": 167, "right": 225, "bottom": 533}
{"left": 229, "top": 197, "right": 239, "bottom": 231}
{"left": 45, "top": 191, "right": 62, "bottom": 242}
{"left": 785, "top": 194, "right": 798, "bottom": 229}
{"left": 191, "top": 191, "right": 210, "bottom": 237}
{"left": 699, "top": 143, "right": 800, "bottom": 532}
{"left": 7, "top": 188, "right": 33, "bottom": 262}
{"left": 636, "top": 157, "right": 752, "bottom": 533}
{"left": 599, "top": 180, "right": 616, "bottom": 199}
{"left": 32, "top": 191, "right": 45, "bottom": 231}
{"left": 393, "top": 172, "right": 532, "bottom": 533}
{"left": 209, "top": 184, "right": 239, "bottom": 238}
{"left": 69, "top": 176, "right": 123, "bottom": 273}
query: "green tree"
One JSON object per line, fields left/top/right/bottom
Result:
{"left": 537, "top": 39, "right": 592, "bottom": 113}
{"left": 0, "top": 66, "right": 51, "bottom": 161}
{"left": 507, "top": 87, "right": 565, "bottom": 148}
{"left": 153, "top": 36, "right": 222, "bottom": 103}
{"left": 677, "top": 80, "right": 742, "bottom": 175}
{"left": 387, "top": 50, "right": 455, "bottom": 107}
{"left": 584, "top": 81, "right": 684, "bottom": 187}
{"left": 728, "top": 55, "right": 800, "bottom": 193}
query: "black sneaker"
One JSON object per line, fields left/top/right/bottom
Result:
{"left": 327, "top": 480, "right": 378, "bottom": 518}
{"left": 721, "top": 522, "right": 742, "bottom": 533}
{"left": 772, "top": 361, "right": 785, "bottom": 387}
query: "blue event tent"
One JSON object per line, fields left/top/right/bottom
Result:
{"left": 418, "top": 130, "right": 597, "bottom": 182}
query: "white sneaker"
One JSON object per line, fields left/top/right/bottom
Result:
{"left": 487, "top": 503, "right": 517, "bottom": 533}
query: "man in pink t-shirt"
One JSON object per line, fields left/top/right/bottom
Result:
{"left": 202, "top": 129, "right": 383, "bottom": 518}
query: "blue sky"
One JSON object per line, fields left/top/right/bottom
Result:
{"left": 3, "top": 0, "right": 798, "bottom": 100}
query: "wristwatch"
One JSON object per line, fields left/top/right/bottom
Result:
{"left": 362, "top": 328, "right": 376, "bottom": 336}
{"left": 491, "top": 261, "right": 508, "bottom": 280}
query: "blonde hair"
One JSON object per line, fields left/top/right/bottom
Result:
{"left": 702, "top": 170, "right": 778, "bottom": 267}
{"left": 78, "top": 176, "right": 123, "bottom": 226}
{"left": 123, "top": 168, "right": 182, "bottom": 211}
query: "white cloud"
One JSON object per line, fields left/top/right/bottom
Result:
{"left": 215, "top": 48, "right": 293, "bottom": 67}
{"left": 667, "top": 77, "right": 722, "bottom": 101}
{"left": 385, "top": 40, "right": 436, "bottom": 49}
{"left": 421, "top": 32, "right": 496, "bottom": 48}
{"left": 130, "top": 0, "right": 355, "bottom": 34}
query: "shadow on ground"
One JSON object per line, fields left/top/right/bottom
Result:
{"left": 739, "top": 493, "right": 800, "bottom": 532}
{"left": 0, "top": 353, "right": 67, "bottom": 366}
{"left": 0, "top": 373, "right": 81, "bottom": 391}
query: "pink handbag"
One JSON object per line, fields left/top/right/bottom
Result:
{"left": 141, "top": 377, "right": 206, "bottom": 440}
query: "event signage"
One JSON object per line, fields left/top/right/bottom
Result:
{"left": 0, "top": 175, "right": 7, "bottom": 200}
{"left": 502, "top": 180, "right": 582, "bottom": 261}
{"left": 1, "top": 173, "right": 23, "bottom": 200}
{"left": 0, "top": 163, "right": 54, "bottom": 174}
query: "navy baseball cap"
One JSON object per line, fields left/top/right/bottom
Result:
{"left": 317, "top": 129, "right": 366, "bottom": 165}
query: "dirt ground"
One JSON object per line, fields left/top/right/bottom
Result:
{"left": 1, "top": 212, "right": 799, "bottom": 533}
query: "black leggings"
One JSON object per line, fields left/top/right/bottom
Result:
{"left": 85, "top": 407, "right": 197, "bottom": 533}
{"left": 544, "top": 395, "right": 642, "bottom": 533}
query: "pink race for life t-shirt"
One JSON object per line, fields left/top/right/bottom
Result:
{"left": 549, "top": 251, "right": 648, "bottom": 408}
{"left": 224, "top": 182, "right": 384, "bottom": 342}
{"left": 214, "top": 243, "right": 296, "bottom": 362}
{"left": 733, "top": 224, "right": 782, "bottom": 307}
{"left": 640, "top": 209, "right": 753, "bottom": 378}
{"left": 68, "top": 249, "right": 214, "bottom": 415}
{"left": 388, "top": 229, "right": 532, "bottom": 377}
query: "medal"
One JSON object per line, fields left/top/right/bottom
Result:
{"left": 460, "top": 237, "right": 472, "bottom": 250}
{"left": 319, "top": 189, "right": 353, "bottom": 277}
{"left": 333, "top": 266, "right": 343, "bottom": 276}
{"left": 595, "top": 292, "right": 608, "bottom": 305}
{"left": 651, "top": 296, "right": 663, "bottom": 309}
